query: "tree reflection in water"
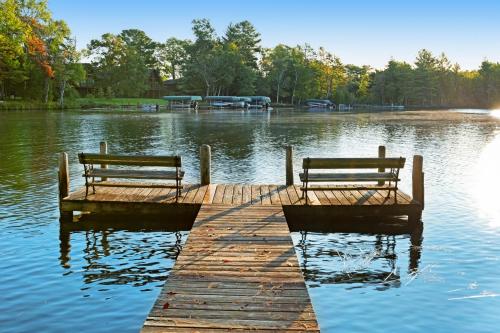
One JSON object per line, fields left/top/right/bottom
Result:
{"left": 296, "top": 226, "right": 423, "bottom": 290}
{"left": 59, "top": 226, "right": 184, "bottom": 287}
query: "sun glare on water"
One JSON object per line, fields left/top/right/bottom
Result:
{"left": 473, "top": 132, "right": 500, "bottom": 228}
{"left": 491, "top": 109, "right": 500, "bottom": 119}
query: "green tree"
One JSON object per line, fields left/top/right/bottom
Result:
{"left": 262, "top": 45, "right": 291, "bottom": 103}
{"left": 53, "top": 36, "right": 85, "bottom": 107}
{"left": 119, "top": 29, "right": 157, "bottom": 68}
{"left": 477, "top": 61, "right": 500, "bottom": 107}
{"left": 0, "top": 0, "right": 27, "bottom": 98}
{"left": 87, "top": 30, "right": 150, "bottom": 97}
{"left": 315, "top": 48, "right": 346, "bottom": 100}
{"left": 371, "top": 60, "right": 412, "bottom": 105}
{"left": 190, "top": 18, "right": 217, "bottom": 53}
{"left": 0, "top": 0, "right": 59, "bottom": 101}
{"left": 224, "top": 20, "right": 261, "bottom": 69}
{"left": 412, "top": 49, "right": 439, "bottom": 105}
{"left": 157, "top": 37, "right": 190, "bottom": 80}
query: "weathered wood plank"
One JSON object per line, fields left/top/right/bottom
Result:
{"left": 203, "top": 184, "right": 218, "bottom": 204}
{"left": 313, "top": 187, "right": 330, "bottom": 205}
{"left": 277, "top": 185, "right": 291, "bottom": 205}
{"left": 251, "top": 185, "right": 262, "bottom": 205}
{"left": 222, "top": 184, "right": 234, "bottom": 205}
{"left": 285, "top": 185, "right": 300, "bottom": 205}
{"left": 212, "top": 184, "right": 225, "bottom": 204}
{"left": 232, "top": 184, "right": 243, "bottom": 205}
{"left": 79, "top": 153, "right": 181, "bottom": 167}
{"left": 142, "top": 204, "right": 319, "bottom": 332}
{"left": 268, "top": 185, "right": 281, "bottom": 205}
{"left": 242, "top": 185, "right": 252, "bottom": 204}
{"left": 260, "top": 185, "right": 272, "bottom": 205}
{"left": 182, "top": 184, "right": 199, "bottom": 203}
{"left": 302, "top": 157, "right": 405, "bottom": 169}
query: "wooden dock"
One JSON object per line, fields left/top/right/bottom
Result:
{"left": 60, "top": 183, "right": 422, "bottom": 235}
{"left": 61, "top": 184, "right": 419, "bottom": 215}
{"left": 142, "top": 204, "right": 319, "bottom": 332}
{"left": 57, "top": 143, "right": 425, "bottom": 331}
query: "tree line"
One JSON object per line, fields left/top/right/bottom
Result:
{"left": 1, "top": 0, "right": 499, "bottom": 108}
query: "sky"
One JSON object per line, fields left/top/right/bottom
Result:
{"left": 48, "top": 0, "right": 500, "bottom": 70}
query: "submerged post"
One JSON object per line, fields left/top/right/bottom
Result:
{"left": 412, "top": 155, "right": 424, "bottom": 212}
{"left": 100, "top": 141, "right": 108, "bottom": 181}
{"left": 286, "top": 146, "right": 294, "bottom": 186}
{"left": 58, "top": 152, "right": 72, "bottom": 222}
{"left": 378, "top": 145, "right": 386, "bottom": 185}
{"left": 200, "top": 144, "right": 211, "bottom": 185}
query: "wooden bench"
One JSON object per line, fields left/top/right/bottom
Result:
{"left": 78, "top": 153, "right": 184, "bottom": 200}
{"left": 299, "top": 157, "right": 405, "bottom": 204}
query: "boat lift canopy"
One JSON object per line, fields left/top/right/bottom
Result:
{"left": 163, "top": 96, "right": 202, "bottom": 101}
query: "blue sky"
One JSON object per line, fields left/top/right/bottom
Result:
{"left": 48, "top": 0, "right": 500, "bottom": 69}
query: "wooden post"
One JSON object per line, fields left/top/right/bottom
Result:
{"left": 100, "top": 141, "right": 108, "bottom": 181}
{"left": 200, "top": 144, "right": 211, "bottom": 185}
{"left": 286, "top": 146, "right": 294, "bottom": 186}
{"left": 58, "top": 152, "right": 72, "bottom": 222}
{"left": 412, "top": 155, "right": 424, "bottom": 212}
{"left": 378, "top": 145, "right": 386, "bottom": 185}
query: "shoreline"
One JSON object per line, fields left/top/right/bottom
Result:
{"left": 0, "top": 100, "right": 496, "bottom": 112}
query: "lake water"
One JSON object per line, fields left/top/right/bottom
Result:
{"left": 1, "top": 108, "right": 499, "bottom": 332}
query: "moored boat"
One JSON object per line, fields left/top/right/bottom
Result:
{"left": 163, "top": 96, "right": 202, "bottom": 109}
{"left": 204, "top": 96, "right": 254, "bottom": 109}
{"left": 304, "top": 99, "right": 336, "bottom": 109}
{"left": 243, "top": 96, "right": 271, "bottom": 109}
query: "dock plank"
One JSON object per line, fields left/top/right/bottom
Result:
{"left": 142, "top": 205, "right": 319, "bottom": 332}
{"left": 202, "top": 184, "right": 217, "bottom": 204}
{"left": 260, "top": 185, "right": 272, "bottom": 205}
{"left": 242, "top": 185, "right": 252, "bottom": 204}
{"left": 212, "top": 184, "right": 225, "bottom": 204}
{"left": 232, "top": 184, "right": 243, "bottom": 205}
{"left": 251, "top": 185, "right": 262, "bottom": 205}
{"left": 222, "top": 184, "right": 234, "bottom": 205}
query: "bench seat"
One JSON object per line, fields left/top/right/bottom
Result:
{"left": 299, "top": 172, "right": 398, "bottom": 182}
{"left": 300, "top": 156, "right": 406, "bottom": 204}
{"left": 85, "top": 169, "right": 185, "bottom": 180}
{"left": 79, "top": 152, "right": 183, "bottom": 199}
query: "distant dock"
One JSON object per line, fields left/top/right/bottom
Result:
{"left": 57, "top": 144, "right": 424, "bottom": 331}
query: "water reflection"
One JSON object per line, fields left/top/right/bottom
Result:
{"left": 1, "top": 109, "right": 500, "bottom": 333}
{"left": 295, "top": 226, "right": 423, "bottom": 290}
{"left": 59, "top": 225, "right": 184, "bottom": 287}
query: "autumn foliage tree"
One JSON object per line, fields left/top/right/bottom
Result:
{"left": 0, "top": 0, "right": 83, "bottom": 104}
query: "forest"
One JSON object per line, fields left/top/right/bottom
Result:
{"left": 1, "top": 0, "right": 500, "bottom": 108}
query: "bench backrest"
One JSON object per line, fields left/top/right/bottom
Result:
{"left": 302, "top": 157, "right": 405, "bottom": 169}
{"left": 78, "top": 153, "right": 181, "bottom": 167}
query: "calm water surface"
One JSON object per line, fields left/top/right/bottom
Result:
{"left": 1, "top": 108, "right": 499, "bottom": 332}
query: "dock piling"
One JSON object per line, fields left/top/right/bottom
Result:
{"left": 378, "top": 145, "right": 386, "bottom": 185}
{"left": 58, "top": 152, "right": 72, "bottom": 221}
{"left": 99, "top": 141, "right": 108, "bottom": 181}
{"left": 286, "top": 145, "right": 294, "bottom": 186}
{"left": 412, "top": 155, "right": 424, "bottom": 212}
{"left": 200, "top": 144, "right": 211, "bottom": 185}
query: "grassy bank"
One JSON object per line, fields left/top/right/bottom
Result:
{"left": 0, "top": 98, "right": 167, "bottom": 111}
{"left": 76, "top": 97, "right": 167, "bottom": 108}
